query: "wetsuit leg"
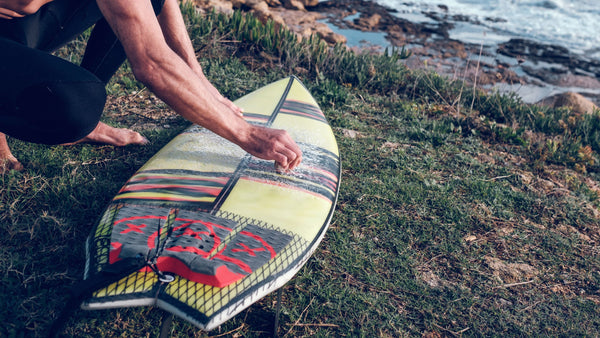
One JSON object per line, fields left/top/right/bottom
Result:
{"left": 0, "top": 0, "right": 166, "bottom": 144}
{"left": 0, "top": 0, "right": 108, "bottom": 144}
{"left": 0, "top": 37, "right": 106, "bottom": 144}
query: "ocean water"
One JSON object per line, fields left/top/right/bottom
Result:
{"left": 374, "top": 0, "right": 600, "bottom": 59}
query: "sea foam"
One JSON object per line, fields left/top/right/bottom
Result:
{"left": 374, "top": 0, "right": 600, "bottom": 58}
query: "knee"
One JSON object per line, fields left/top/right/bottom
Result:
{"left": 15, "top": 80, "right": 106, "bottom": 144}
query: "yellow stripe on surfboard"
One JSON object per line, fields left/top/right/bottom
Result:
{"left": 272, "top": 80, "right": 338, "bottom": 155}
{"left": 233, "top": 78, "right": 289, "bottom": 116}
{"left": 286, "top": 78, "right": 319, "bottom": 106}
{"left": 92, "top": 272, "right": 158, "bottom": 298}
{"left": 139, "top": 133, "right": 246, "bottom": 173}
{"left": 219, "top": 179, "right": 332, "bottom": 241}
{"left": 272, "top": 113, "right": 338, "bottom": 154}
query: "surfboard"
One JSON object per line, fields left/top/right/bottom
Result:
{"left": 80, "top": 76, "right": 341, "bottom": 331}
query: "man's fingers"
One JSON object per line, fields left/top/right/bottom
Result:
{"left": 244, "top": 125, "right": 303, "bottom": 170}
{"left": 283, "top": 146, "right": 302, "bottom": 170}
{"left": 233, "top": 104, "right": 244, "bottom": 117}
{"left": 274, "top": 145, "right": 303, "bottom": 172}
{"left": 273, "top": 152, "right": 290, "bottom": 172}
{"left": 278, "top": 134, "right": 302, "bottom": 170}
{"left": 289, "top": 151, "right": 302, "bottom": 170}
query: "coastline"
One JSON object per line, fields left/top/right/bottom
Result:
{"left": 193, "top": 0, "right": 600, "bottom": 109}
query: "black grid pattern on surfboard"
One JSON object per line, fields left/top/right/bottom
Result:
{"left": 88, "top": 204, "right": 157, "bottom": 274}
{"left": 160, "top": 210, "right": 310, "bottom": 325}
{"left": 85, "top": 204, "right": 166, "bottom": 302}
{"left": 88, "top": 271, "right": 159, "bottom": 302}
{"left": 86, "top": 203, "right": 120, "bottom": 277}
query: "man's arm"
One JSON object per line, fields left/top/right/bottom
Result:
{"left": 155, "top": 0, "right": 241, "bottom": 115}
{"left": 96, "top": 0, "right": 302, "bottom": 170}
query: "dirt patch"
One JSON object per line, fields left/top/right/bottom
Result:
{"left": 104, "top": 90, "right": 181, "bottom": 132}
{"left": 484, "top": 256, "right": 538, "bottom": 284}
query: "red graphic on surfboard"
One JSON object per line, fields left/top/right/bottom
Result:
{"left": 108, "top": 207, "right": 291, "bottom": 288}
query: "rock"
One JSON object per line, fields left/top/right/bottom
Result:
{"left": 231, "top": 0, "right": 263, "bottom": 10}
{"left": 498, "top": 38, "right": 571, "bottom": 63}
{"left": 195, "top": 0, "right": 233, "bottom": 14}
{"left": 355, "top": 13, "right": 382, "bottom": 31}
{"left": 273, "top": 8, "right": 322, "bottom": 31}
{"left": 274, "top": 8, "right": 346, "bottom": 44}
{"left": 265, "top": 0, "right": 281, "bottom": 6}
{"left": 340, "top": 128, "right": 363, "bottom": 139}
{"left": 314, "top": 24, "right": 347, "bottom": 45}
{"left": 281, "top": 0, "right": 306, "bottom": 11}
{"left": 251, "top": 1, "right": 275, "bottom": 23}
{"left": 537, "top": 92, "right": 598, "bottom": 114}
{"left": 302, "top": 0, "right": 319, "bottom": 7}
{"left": 282, "top": 0, "right": 318, "bottom": 8}
{"left": 499, "top": 38, "right": 600, "bottom": 83}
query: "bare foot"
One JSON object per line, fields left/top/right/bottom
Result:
{"left": 64, "top": 122, "right": 149, "bottom": 146}
{"left": 0, "top": 154, "right": 23, "bottom": 174}
{"left": 0, "top": 123, "right": 147, "bottom": 174}
{"left": 0, "top": 132, "right": 23, "bottom": 174}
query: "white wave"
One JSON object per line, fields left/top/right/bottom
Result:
{"left": 374, "top": 0, "right": 600, "bottom": 56}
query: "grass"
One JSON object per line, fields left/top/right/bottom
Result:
{"left": 2, "top": 5, "right": 600, "bottom": 337}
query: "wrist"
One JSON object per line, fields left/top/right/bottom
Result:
{"left": 226, "top": 117, "right": 255, "bottom": 150}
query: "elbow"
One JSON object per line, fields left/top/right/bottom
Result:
{"left": 130, "top": 60, "right": 159, "bottom": 88}
{"left": 127, "top": 47, "right": 178, "bottom": 95}
{"left": 129, "top": 50, "right": 169, "bottom": 89}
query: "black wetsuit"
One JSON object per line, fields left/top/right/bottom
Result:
{"left": 0, "top": 0, "right": 164, "bottom": 144}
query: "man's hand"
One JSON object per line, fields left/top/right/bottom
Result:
{"left": 240, "top": 125, "right": 302, "bottom": 171}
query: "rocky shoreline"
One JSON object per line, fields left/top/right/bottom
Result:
{"left": 193, "top": 0, "right": 600, "bottom": 112}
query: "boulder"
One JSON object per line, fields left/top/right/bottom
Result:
{"left": 355, "top": 13, "right": 382, "bottom": 31}
{"left": 273, "top": 8, "right": 346, "bottom": 44}
{"left": 302, "top": 0, "right": 319, "bottom": 7}
{"left": 251, "top": 1, "right": 274, "bottom": 22}
{"left": 231, "top": 0, "right": 264, "bottom": 8}
{"left": 195, "top": 0, "right": 234, "bottom": 14}
{"left": 538, "top": 92, "right": 598, "bottom": 114}
{"left": 318, "top": 27, "right": 347, "bottom": 45}
{"left": 281, "top": 0, "right": 306, "bottom": 11}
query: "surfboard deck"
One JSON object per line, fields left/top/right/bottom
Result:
{"left": 81, "top": 76, "right": 341, "bottom": 330}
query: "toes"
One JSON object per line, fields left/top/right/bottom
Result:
{"left": 1, "top": 157, "right": 24, "bottom": 174}
{"left": 124, "top": 129, "right": 149, "bottom": 146}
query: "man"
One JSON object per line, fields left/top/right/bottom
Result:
{"left": 0, "top": 0, "right": 302, "bottom": 173}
